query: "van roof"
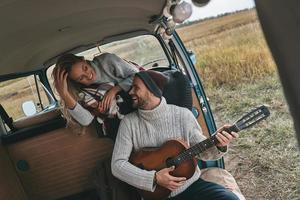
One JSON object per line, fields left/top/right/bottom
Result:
{"left": 0, "top": 0, "right": 165, "bottom": 76}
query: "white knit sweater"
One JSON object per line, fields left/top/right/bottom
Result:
{"left": 111, "top": 98, "right": 225, "bottom": 197}
{"left": 68, "top": 53, "right": 138, "bottom": 126}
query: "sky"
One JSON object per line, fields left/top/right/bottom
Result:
{"left": 186, "top": 0, "right": 255, "bottom": 21}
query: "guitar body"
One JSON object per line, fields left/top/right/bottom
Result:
{"left": 129, "top": 140, "right": 197, "bottom": 200}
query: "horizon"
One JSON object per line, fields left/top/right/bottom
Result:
{"left": 186, "top": 0, "right": 255, "bottom": 21}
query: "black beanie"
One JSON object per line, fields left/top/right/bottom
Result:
{"left": 135, "top": 70, "right": 168, "bottom": 98}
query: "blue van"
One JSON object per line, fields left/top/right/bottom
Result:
{"left": 0, "top": 0, "right": 246, "bottom": 199}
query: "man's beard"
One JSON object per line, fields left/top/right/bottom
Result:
{"left": 132, "top": 93, "right": 150, "bottom": 109}
{"left": 132, "top": 97, "right": 147, "bottom": 109}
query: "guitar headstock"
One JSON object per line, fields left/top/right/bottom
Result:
{"left": 234, "top": 105, "right": 270, "bottom": 131}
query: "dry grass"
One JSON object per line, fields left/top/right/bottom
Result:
{"left": 178, "top": 9, "right": 258, "bottom": 43}
{"left": 210, "top": 75, "right": 300, "bottom": 200}
{"left": 178, "top": 10, "right": 275, "bottom": 88}
{"left": 178, "top": 9, "right": 299, "bottom": 200}
{"left": 0, "top": 77, "right": 50, "bottom": 120}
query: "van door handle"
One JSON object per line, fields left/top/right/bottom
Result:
{"left": 199, "top": 96, "right": 207, "bottom": 113}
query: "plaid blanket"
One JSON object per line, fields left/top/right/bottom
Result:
{"left": 79, "top": 82, "right": 124, "bottom": 123}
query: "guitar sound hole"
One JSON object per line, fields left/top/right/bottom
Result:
{"left": 137, "top": 164, "right": 144, "bottom": 170}
{"left": 166, "top": 157, "right": 175, "bottom": 168}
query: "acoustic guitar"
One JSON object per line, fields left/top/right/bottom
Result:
{"left": 129, "top": 105, "right": 270, "bottom": 200}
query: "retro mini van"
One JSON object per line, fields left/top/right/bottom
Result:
{"left": 0, "top": 0, "right": 240, "bottom": 199}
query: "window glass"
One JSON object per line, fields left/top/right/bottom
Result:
{"left": 47, "top": 34, "right": 170, "bottom": 94}
{"left": 101, "top": 35, "right": 169, "bottom": 69}
{"left": 0, "top": 75, "right": 51, "bottom": 121}
{"left": 79, "top": 35, "right": 169, "bottom": 69}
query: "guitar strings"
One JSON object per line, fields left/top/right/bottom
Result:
{"left": 171, "top": 137, "right": 216, "bottom": 165}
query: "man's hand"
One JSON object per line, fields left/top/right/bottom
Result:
{"left": 215, "top": 125, "right": 239, "bottom": 147}
{"left": 155, "top": 166, "right": 186, "bottom": 191}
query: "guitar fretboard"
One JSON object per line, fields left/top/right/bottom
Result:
{"left": 167, "top": 136, "right": 216, "bottom": 167}
{"left": 166, "top": 125, "right": 239, "bottom": 167}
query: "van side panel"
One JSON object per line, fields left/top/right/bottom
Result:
{"left": 5, "top": 126, "right": 114, "bottom": 200}
{"left": 0, "top": 145, "right": 27, "bottom": 200}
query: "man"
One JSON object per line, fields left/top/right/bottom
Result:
{"left": 111, "top": 70, "right": 239, "bottom": 200}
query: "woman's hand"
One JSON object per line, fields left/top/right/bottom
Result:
{"left": 54, "top": 68, "right": 68, "bottom": 98}
{"left": 54, "top": 68, "right": 76, "bottom": 109}
{"left": 100, "top": 85, "right": 122, "bottom": 112}
{"left": 215, "top": 125, "right": 239, "bottom": 147}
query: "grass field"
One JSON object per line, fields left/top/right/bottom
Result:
{"left": 0, "top": 76, "right": 50, "bottom": 121}
{"left": 178, "top": 9, "right": 299, "bottom": 200}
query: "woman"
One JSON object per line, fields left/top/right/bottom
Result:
{"left": 52, "top": 52, "right": 139, "bottom": 137}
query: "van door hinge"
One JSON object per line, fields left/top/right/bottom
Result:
{"left": 199, "top": 96, "right": 207, "bottom": 113}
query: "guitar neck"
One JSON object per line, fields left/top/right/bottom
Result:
{"left": 166, "top": 105, "right": 270, "bottom": 167}
{"left": 167, "top": 124, "right": 239, "bottom": 167}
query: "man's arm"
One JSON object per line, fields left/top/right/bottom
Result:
{"left": 111, "top": 118, "right": 156, "bottom": 192}
{"left": 183, "top": 109, "right": 227, "bottom": 160}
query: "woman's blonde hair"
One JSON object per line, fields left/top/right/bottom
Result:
{"left": 52, "top": 54, "right": 89, "bottom": 135}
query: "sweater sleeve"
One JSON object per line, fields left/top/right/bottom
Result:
{"left": 67, "top": 103, "right": 94, "bottom": 126}
{"left": 100, "top": 53, "right": 138, "bottom": 91}
{"left": 183, "top": 109, "right": 226, "bottom": 161}
{"left": 111, "top": 118, "right": 156, "bottom": 192}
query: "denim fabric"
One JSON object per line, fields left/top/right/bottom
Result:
{"left": 169, "top": 178, "right": 239, "bottom": 200}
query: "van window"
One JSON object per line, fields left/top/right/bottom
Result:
{"left": 68, "top": 35, "right": 169, "bottom": 69}
{"left": 100, "top": 35, "right": 169, "bottom": 69}
{"left": 47, "top": 34, "right": 170, "bottom": 96}
{"left": 0, "top": 75, "right": 52, "bottom": 122}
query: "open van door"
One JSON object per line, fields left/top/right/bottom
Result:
{"left": 255, "top": 0, "right": 300, "bottom": 146}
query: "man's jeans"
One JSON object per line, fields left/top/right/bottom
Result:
{"left": 169, "top": 178, "right": 239, "bottom": 200}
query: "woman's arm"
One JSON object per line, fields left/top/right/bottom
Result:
{"left": 68, "top": 103, "right": 94, "bottom": 126}
{"left": 95, "top": 53, "right": 138, "bottom": 111}
{"left": 98, "top": 53, "right": 139, "bottom": 91}
{"left": 53, "top": 68, "right": 94, "bottom": 126}
{"left": 100, "top": 85, "right": 122, "bottom": 112}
